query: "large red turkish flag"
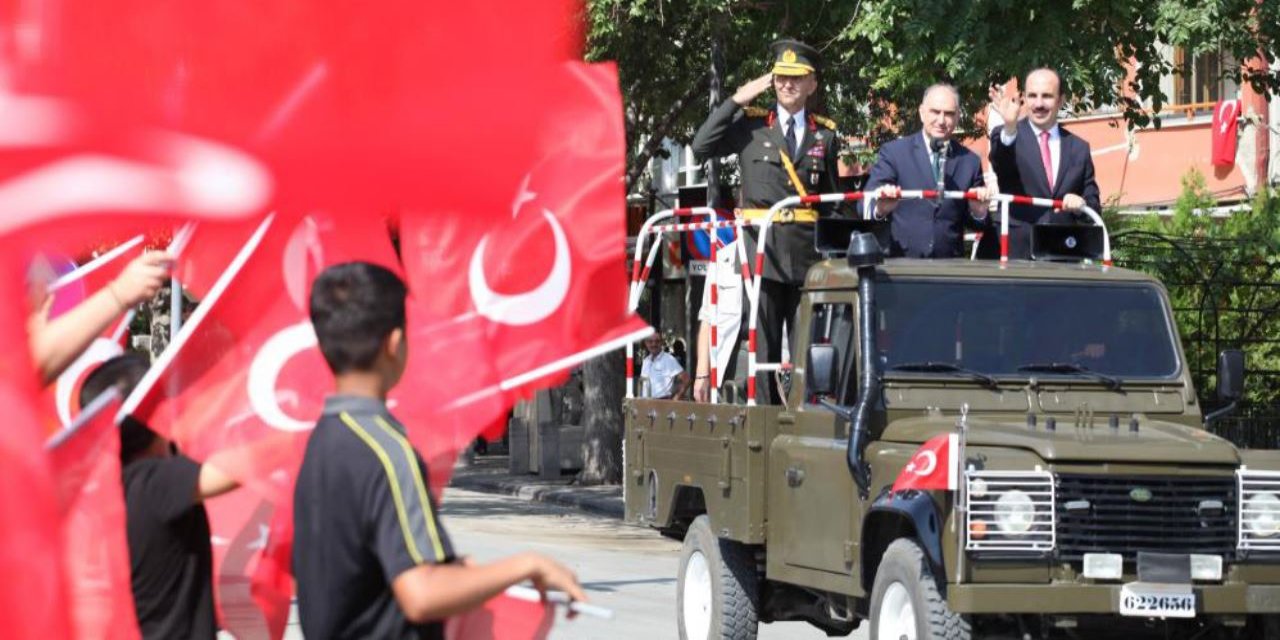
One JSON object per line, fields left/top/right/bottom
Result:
{"left": 47, "top": 390, "right": 140, "bottom": 640}
{"left": 399, "top": 62, "right": 651, "bottom": 395}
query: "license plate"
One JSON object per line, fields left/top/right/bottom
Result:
{"left": 1119, "top": 582, "right": 1196, "bottom": 618}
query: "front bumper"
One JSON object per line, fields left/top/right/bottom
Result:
{"left": 949, "top": 583, "right": 1280, "bottom": 614}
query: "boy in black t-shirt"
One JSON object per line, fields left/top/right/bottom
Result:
{"left": 78, "top": 355, "right": 241, "bottom": 640}
{"left": 293, "top": 262, "right": 586, "bottom": 640}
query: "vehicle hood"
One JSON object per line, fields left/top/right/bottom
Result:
{"left": 880, "top": 415, "right": 1240, "bottom": 465}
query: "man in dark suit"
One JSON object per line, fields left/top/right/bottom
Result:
{"left": 691, "top": 38, "right": 844, "bottom": 403}
{"left": 865, "top": 83, "right": 992, "bottom": 257}
{"left": 979, "top": 68, "right": 1101, "bottom": 260}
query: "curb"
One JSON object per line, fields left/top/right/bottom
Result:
{"left": 449, "top": 472, "right": 625, "bottom": 520}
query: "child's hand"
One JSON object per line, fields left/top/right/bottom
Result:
{"left": 529, "top": 555, "right": 587, "bottom": 616}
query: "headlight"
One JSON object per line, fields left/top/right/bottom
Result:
{"left": 1245, "top": 492, "right": 1280, "bottom": 538}
{"left": 994, "top": 489, "right": 1036, "bottom": 533}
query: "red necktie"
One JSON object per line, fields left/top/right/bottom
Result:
{"left": 1039, "top": 129, "right": 1054, "bottom": 191}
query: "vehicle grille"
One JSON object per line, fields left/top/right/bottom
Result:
{"left": 1055, "top": 474, "right": 1236, "bottom": 561}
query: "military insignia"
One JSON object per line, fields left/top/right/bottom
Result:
{"left": 763, "top": 141, "right": 773, "bottom": 148}
{"left": 807, "top": 146, "right": 824, "bottom": 158}
{"left": 783, "top": 49, "right": 797, "bottom": 64}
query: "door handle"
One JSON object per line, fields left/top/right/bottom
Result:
{"left": 785, "top": 466, "right": 805, "bottom": 487}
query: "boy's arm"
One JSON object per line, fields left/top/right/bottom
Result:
{"left": 391, "top": 552, "right": 586, "bottom": 624}
{"left": 195, "top": 459, "right": 240, "bottom": 501}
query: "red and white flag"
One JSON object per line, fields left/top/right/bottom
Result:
{"left": 892, "top": 434, "right": 960, "bottom": 493}
{"left": 0, "top": 251, "right": 73, "bottom": 639}
{"left": 446, "top": 594, "right": 554, "bottom": 640}
{"left": 399, "top": 61, "right": 651, "bottom": 396}
{"left": 1211, "top": 99, "right": 1241, "bottom": 167}
{"left": 47, "top": 390, "right": 140, "bottom": 640}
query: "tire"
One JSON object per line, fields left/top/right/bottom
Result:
{"left": 869, "top": 539, "right": 970, "bottom": 640}
{"left": 676, "top": 515, "right": 760, "bottom": 640}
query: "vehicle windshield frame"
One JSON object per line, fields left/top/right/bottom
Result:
{"left": 874, "top": 275, "right": 1184, "bottom": 384}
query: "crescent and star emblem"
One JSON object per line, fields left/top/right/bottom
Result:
{"left": 246, "top": 321, "right": 318, "bottom": 432}
{"left": 467, "top": 173, "right": 571, "bottom": 326}
{"left": 55, "top": 337, "right": 124, "bottom": 428}
{"left": 908, "top": 450, "right": 938, "bottom": 476}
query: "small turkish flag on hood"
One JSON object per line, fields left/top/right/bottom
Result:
{"left": 891, "top": 434, "right": 960, "bottom": 493}
{"left": 1211, "top": 99, "right": 1241, "bottom": 167}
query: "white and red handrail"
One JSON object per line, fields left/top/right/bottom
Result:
{"left": 629, "top": 191, "right": 1110, "bottom": 407}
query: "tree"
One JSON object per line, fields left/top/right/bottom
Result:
{"left": 584, "top": 0, "right": 873, "bottom": 193}
{"left": 578, "top": 349, "right": 627, "bottom": 484}
{"left": 844, "top": 0, "right": 1280, "bottom": 133}
{"left": 587, "top": 0, "right": 1280, "bottom": 192}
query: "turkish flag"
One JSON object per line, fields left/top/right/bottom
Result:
{"left": 46, "top": 390, "right": 141, "bottom": 640}
{"left": 0, "top": 252, "right": 72, "bottom": 639}
{"left": 891, "top": 434, "right": 960, "bottom": 493}
{"left": 1211, "top": 99, "right": 1241, "bottom": 167}
{"left": 399, "top": 62, "right": 651, "bottom": 396}
{"left": 37, "top": 235, "right": 145, "bottom": 434}
{"left": 446, "top": 594, "right": 554, "bottom": 640}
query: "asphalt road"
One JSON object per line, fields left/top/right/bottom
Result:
{"left": 438, "top": 487, "right": 862, "bottom": 640}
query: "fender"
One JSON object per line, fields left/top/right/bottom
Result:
{"left": 861, "top": 488, "right": 947, "bottom": 594}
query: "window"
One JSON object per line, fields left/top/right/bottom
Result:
{"left": 808, "top": 303, "right": 858, "bottom": 404}
{"left": 1158, "top": 46, "right": 1238, "bottom": 117}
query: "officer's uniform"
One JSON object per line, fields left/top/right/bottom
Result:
{"left": 690, "top": 39, "right": 844, "bottom": 403}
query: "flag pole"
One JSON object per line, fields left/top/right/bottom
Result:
{"left": 954, "top": 402, "right": 969, "bottom": 588}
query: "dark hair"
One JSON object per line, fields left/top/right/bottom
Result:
{"left": 79, "top": 353, "right": 157, "bottom": 463}
{"left": 309, "top": 261, "right": 408, "bottom": 374}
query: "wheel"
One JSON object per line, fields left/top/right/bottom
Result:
{"left": 1246, "top": 614, "right": 1280, "bottom": 639}
{"left": 676, "top": 515, "right": 759, "bottom": 640}
{"left": 869, "top": 539, "right": 970, "bottom": 640}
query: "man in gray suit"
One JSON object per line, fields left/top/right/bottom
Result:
{"left": 691, "top": 39, "right": 845, "bottom": 402}
{"left": 865, "top": 84, "right": 992, "bottom": 257}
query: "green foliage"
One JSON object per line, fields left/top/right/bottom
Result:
{"left": 587, "top": 0, "right": 1279, "bottom": 191}
{"left": 1112, "top": 172, "right": 1280, "bottom": 406}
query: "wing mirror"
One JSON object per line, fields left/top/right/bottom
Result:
{"left": 807, "top": 344, "right": 838, "bottom": 398}
{"left": 1216, "top": 349, "right": 1244, "bottom": 402}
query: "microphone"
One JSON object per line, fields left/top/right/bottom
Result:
{"left": 930, "top": 137, "right": 948, "bottom": 201}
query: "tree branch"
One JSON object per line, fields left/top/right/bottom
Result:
{"left": 625, "top": 71, "right": 711, "bottom": 193}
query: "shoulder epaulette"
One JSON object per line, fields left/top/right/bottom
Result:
{"left": 743, "top": 106, "right": 770, "bottom": 118}
{"left": 813, "top": 114, "right": 837, "bottom": 130}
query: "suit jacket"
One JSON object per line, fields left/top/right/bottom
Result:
{"left": 978, "top": 118, "right": 1101, "bottom": 260}
{"left": 864, "top": 133, "right": 985, "bottom": 258}
{"left": 691, "top": 98, "right": 845, "bottom": 284}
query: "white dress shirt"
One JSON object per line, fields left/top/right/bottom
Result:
{"left": 1000, "top": 122, "right": 1061, "bottom": 183}
{"left": 777, "top": 105, "right": 806, "bottom": 151}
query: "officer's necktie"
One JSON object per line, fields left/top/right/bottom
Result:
{"left": 931, "top": 151, "right": 942, "bottom": 184}
{"left": 784, "top": 115, "right": 798, "bottom": 159}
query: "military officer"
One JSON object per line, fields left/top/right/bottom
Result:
{"left": 691, "top": 38, "right": 844, "bottom": 403}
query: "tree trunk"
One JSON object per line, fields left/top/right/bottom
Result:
{"left": 578, "top": 348, "right": 627, "bottom": 485}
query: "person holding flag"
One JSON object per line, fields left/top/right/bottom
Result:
{"left": 29, "top": 249, "right": 172, "bottom": 384}
{"left": 293, "top": 262, "right": 586, "bottom": 639}
{"left": 78, "top": 355, "right": 242, "bottom": 640}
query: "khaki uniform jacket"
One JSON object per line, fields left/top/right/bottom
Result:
{"left": 692, "top": 98, "right": 845, "bottom": 284}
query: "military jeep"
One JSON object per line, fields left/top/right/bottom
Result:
{"left": 623, "top": 230, "right": 1280, "bottom": 639}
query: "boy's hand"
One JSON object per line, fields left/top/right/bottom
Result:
{"left": 529, "top": 555, "right": 587, "bottom": 614}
